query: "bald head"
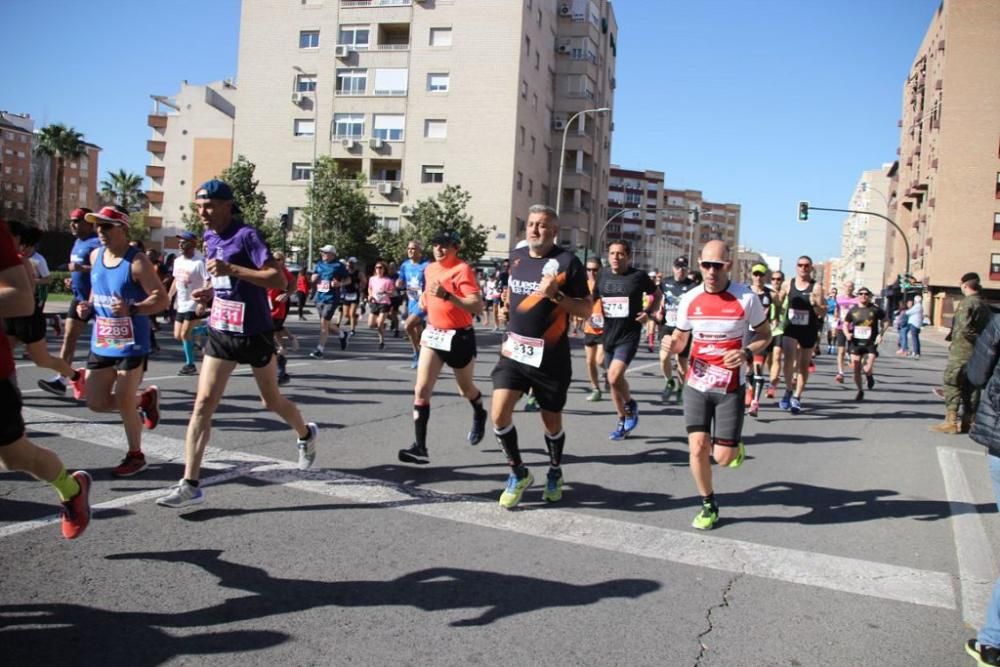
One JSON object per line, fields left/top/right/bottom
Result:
{"left": 700, "top": 240, "right": 729, "bottom": 263}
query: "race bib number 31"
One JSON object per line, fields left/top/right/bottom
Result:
{"left": 421, "top": 326, "right": 455, "bottom": 352}
{"left": 95, "top": 316, "right": 135, "bottom": 350}
{"left": 502, "top": 332, "right": 545, "bottom": 368}
{"left": 210, "top": 298, "right": 246, "bottom": 334}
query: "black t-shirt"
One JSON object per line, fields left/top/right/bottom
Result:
{"left": 495, "top": 270, "right": 510, "bottom": 292}
{"left": 845, "top": 305, "right": 885, "bottom": 345}
{"left": 660, "top": 275, "right": 696, "bottom": 328}
{"left": 594, "top": 267, "right": 657, "bottom": 347}
{"left": 506, "top": 245, "right": 588, "bottom": 365}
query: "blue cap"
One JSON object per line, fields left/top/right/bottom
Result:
{"left": 430, "top": 229, "right": 461, "bottom": 246}
{"left": 195, "top": 179, "right": 233, "bottom": 201}
{"left": 176, "top": 231, "right": 198, "bottom": 241}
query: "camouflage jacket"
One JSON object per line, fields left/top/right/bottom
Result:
{"left": 950, "top": 293, "right": 992, "bottom": 361}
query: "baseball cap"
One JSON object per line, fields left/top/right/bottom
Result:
{"left": 673, "top": 256, "right": 689, "bottom": 268}
{"left": 176, "top": 231, "right": 197, "bottom": 241}
{"left": 84, "top": 206, "right": 130, "bottom": 227}
{"left": 430, "top": 229, "right": 461, "bottom": 246}
{"left": 70, "top": 207, "right": 92, "bottom": 222}
{"left": 857, "top": 287, "right": 873, "bottom": 295}
{"left": 347, "top": 256, "right": 358, "bottom": 263}
{"left": 319, "top": 244, "right": 336, "bottom": 254}
{"left": 195, "top": 179, "right": 234, "bottom": 201}
{"left": 751, "top": 263, "right": 768, "bottom": 274}
{"left": 961, "top": 272, "right": 980, "bottom": 284}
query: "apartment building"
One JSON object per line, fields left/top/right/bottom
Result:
{"left": 0, "top": 112, "right": 33, "bottom": 219}
{"left": 233, "top": 0, "right": 617, "bottom": 260}
{"left": 835, "top": 166, "right": 892, "bottom": 292}
{"left": 145, "top": 81, "right": 237, "bottom": 249}
{"left": 886, "top": 0, "right": 1000, "bottom": 325}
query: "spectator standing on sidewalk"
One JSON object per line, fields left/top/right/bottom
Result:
{"left": 930, "top": 272, "right": 992, "bottom": 434}
{"left": 906, "top": 295, "right": 924, "bottom": 359}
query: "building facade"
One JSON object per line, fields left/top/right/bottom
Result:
{"left": 836, "top": 166, "right": 892, "bottom": 292}
{"left": 886, "top": 0, "right": 1000, "bottom": 325}
{"left": 145, "top": 81, "right": 237, "bottom": 249}
{"left": 233, "top": 0, "right": 617, "bottom": 261}
{"left": 0, "top": 112, "right": 33, "bottom": 219}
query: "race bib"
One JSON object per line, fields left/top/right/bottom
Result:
{"left": 664, "top": 307, "right": 678, "bottom": 327}
{"left": 853, "top": 325, "right": 872, "bottom": 340}
{"left": 95, "top": 316, "right": 135, "bottom": 350}
{"left": 602, "top": 296, "right": 629, "bottom": 319}
{"left": 421, "top": 326, "right": 455, "bottom": 351}
{"left": 211, "top": 274, "right": 232, "bottom": 291}
{"left": 687, "top": 357, "right": 733, "bottom": 395}
{"left": 210, "top": 298, "right": 246, "bottom": 333}
{"left": 317, "top": 280, "right": 331, "bottom": 293}
{"left": 589, "top": 314, "right": 604, "bottom": 330}
{"left": 342, "top": 292, "right": 359, "bottom": 303}
{"left": 789, "top": 308, "right": 810, "bottom": 326}
{"left": 502, "top": 332, "right": 545, "bottom": 368}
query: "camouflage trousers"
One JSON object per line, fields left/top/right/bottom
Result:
{"left": 943, "top": 358, "right": 979, "bottom": 414}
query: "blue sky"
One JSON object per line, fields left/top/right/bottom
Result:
{"left": 1, "top": 0, "right": 939, "bottom": 265}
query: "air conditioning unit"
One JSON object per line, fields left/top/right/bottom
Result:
{"left": 559, "top": 4, "right": 571, "bottom": 16}
{"left": 553, "top": 119, "right": 566, "bottom": 130}
{"left": 291, "top": 92, "right": 303, "bottom": 105}
{"left": 400, "top": 205, "right": 413, "bottom": 216}
{"left": 334, "top": 44, "right": 350, "bottom": 58}
{"left": 369, "top": 138, "right": 384, "bottom": 149}
{"left": 341, "top": 138, "right": 356, "bottom": 149}
{"left": 378, "top": 183, "right": 394, "bottom": 195}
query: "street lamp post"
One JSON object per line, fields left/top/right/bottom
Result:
{"left": 555, "top": 106, "right": 610, "bottom": 258}
{"left": 597, "top": 206, "right": 699, "bottom": 266}
{"left": 294, "top": 65, "right": 319, "bottom": 269}
{"left": 805, "top": 204, "right": 910, "bottom": 277}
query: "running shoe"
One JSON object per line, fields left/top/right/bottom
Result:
{"left": 808, "top": 361, "right": 816, "bottom": 373}
{"left": 778, "top": 390, "right": 792, "bottom": 411}
{"left": 543, "top": 468, "right": 563, "bottom": 503}
{"left": 340, "top": 331, "right": 349, "bottom": 350}
{"left": 586, "top": 388, "right": 602, "bottom": 402}
{"left": 524, "top": 395, "right": 540, "bottom": 412}
{"left": 789, "top": 396, "right": 802, "bottom": 414}
{"left": 866, "top": 374, "right": 875, "bottom": 390}
{"left": 177, "top": 364, "right": 197, "bottom": 376}
{"left": 765, "top": 385, "right": 775, "bottom": 399}
{"left": 60, "top": 471, "right": 92, "bottom": 539}
{"left": 398, "top": 442, "right": 429, "bottom": 465}
{"left": 727, "top": 441, "right": 746, "bottom": 469}
{"left": 140, "top": 386, "right": 160, "bottom": 430}
{"left": 410, "top": 351, "right": 419, "bottom": 369}
{"left": 37, "top": 376, "right": 67, "bottom": 397}
{"left": 156, "top": 479, "right": 205, "bottom": 508}
{"left": 277, "top": 372, "right": 291, "bottom": 386}
{"left": 665, "top": 377, "right": 676, "bottom": 394}
{"left": 965, "top": 639, "right": 1000, "bottom": 666}
{"left": 378, "top": 339, "right": 385, "bottom": 350}
{"left": 747, "top": 399, "right": 759, "bottom": 418}
{"left": 623, "top": 399, "right": 639, "bottom": 432}
{"left": 855, "top": 390, "right": 864, "bottom": 401}
{"left": 296, "top": 423, "right": 319, "bottom": 470}
{"left": 468, "top": 407, "right": 488, "bottom": 446}
{"left": 834, "top": 372, "right": 844, "bottom": 384}
{"left": 112, "top": 451, "right": 148, "bottom": 478}
{"left": 498, "top": 470, "right": 533, "bottom": 509}
{"left": 692, "top": 502, "right": 719, "bottom": 530}
{"left": 309, "top": 348, "right": 324, "bottom": 359}
{"left": 69, "top": 369, "right": 87, "bottom": 400}
{"left": 609, "top": 419, "right": 628, "bottom": 441}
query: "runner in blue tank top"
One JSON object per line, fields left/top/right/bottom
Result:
{"left": 398, "top": 240, "right": 430, "bottom": 368}
{"left": 77, "top": 206, "right": 168, "bottom": 478}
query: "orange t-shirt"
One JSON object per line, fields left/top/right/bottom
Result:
{"left": 583, "top": 277, "right": 604, "bottom": 335}
{"left": 422, "top": 258, "right": 479, "bottom": 330}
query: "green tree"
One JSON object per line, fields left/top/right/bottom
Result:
{"left": 182, "top": 202, "right": 203, "bottom": 237}
{"left": 300, "top": 156, "right": 376, "bottom": 265}
{"left": 127, "top": 210, "right": 150, "bottom": 244}
{"left": 35, "top": 123, "right": 86, "bottom": 230}
{"left": 182, "top": 155, "right": 279, "bottom": 247}
{"left": 401, "top": 185, "right": 491, "bottom": 264}
{"left": 100, "top": 169, "right": 146, "bottom": 211}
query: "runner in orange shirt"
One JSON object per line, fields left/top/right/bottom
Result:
{"left": 398, "top": 230, "right": 488, "bottom": 465}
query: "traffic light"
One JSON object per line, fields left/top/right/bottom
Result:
{"left": 280, "top": 212, "right": 291, "bottom": 232}
{"left": 797, "top": 201, "right": 809, "bottom": 221}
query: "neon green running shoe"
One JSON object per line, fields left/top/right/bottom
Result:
{"left": 499, "top": 470, "right": 534, "bottom": 509}
{"left": 586, "top": 388, "right": 602, "bottom": 402}
{"left": 727, "top": 441, "right": 745, "bottom": 469}
{"left": 692, "top": 503, "right": 719, "bottom": 530}
{"left": 543, "top": 469, "right": 563, "bottom": 503}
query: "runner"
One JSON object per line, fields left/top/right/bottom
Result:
{"left": 489, "top": 205, "right": 591, "bottom": 508}
{"left": 307, "top": 244, "right": 349, "bottom": 359}
{"left": 745, "top": 262, "right": 776, "bottom": 417}
{"left": 0, "top": 219, "right": 92, "bottom": 539}
{"left": 339, "top": 257, "right": 364, "bottom": 336}
{"left": 779, "top": 256, "right": 825, "bottom": 413}
{"left": 397, "top": 230, "right": 488, "bottom": 465}
{"left": 169, "top": 230, "right": 209, "bottom": 376}
{"left": 658, "top": 256, "right": 696, "bottom": 402}
{"left": 766, "top": 270, "right": 786, "bottom": 398}
{"left": 398, "top": 240, "right": 429, "bottom": 369}
{"left": 78, "top": 206, "right": 167, "bottom": 477}
{"left": 669, "top": 240, "right": 771, "bottom": 530}
{"left": 157, "top": 180, "right": 319, "bottom": 508}
{"left": 833, "top": 281, "right": 858, "bottom": 384}
{"left": 593, "top": 240, "right": 660, "bottom": 440}
{"left": 367, "top": 260, "right": 395, "bottom": 349}
{"left": 843, "top": 286, "right": 886, "bottom": 401}
{"left": 582, "top": 256, "right": 606, "bottom": 402}
{"left": 269, "top": 251, "right": 296, "bottom": 385}
{"left": 644, "top": 271, "right": 659, "bottom": 352}
{"left": 824, "top": 287, "right": 838, "bottom": 354}
{"left": 387, "top": 260, "right": 402, "bottom": 338}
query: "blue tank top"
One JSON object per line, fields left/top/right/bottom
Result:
{"left": 90, "top": 246, "right": 151, "bottom": 357}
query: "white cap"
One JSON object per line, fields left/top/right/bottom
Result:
{"left": 319, "top": 244, "right": 336, "bottom": 254}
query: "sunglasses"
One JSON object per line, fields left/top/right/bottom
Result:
{"left": 700, "top": 261, "right": 725, "bottom": 271}
{"left": 586, "top": 267, "right": 599, "bottom": 272}
{"left": 797, "top": 263, "right": 812, "bottom": 268}
{"left": 771, "top": 277, "right": 783, "bottom": 281}
{"left": 752, "top": 271, "right": 766, "bottom": 276}
{"left": 97, "top": 223, "right": 118, "bottom": 231}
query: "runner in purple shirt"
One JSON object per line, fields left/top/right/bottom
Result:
{"left": 156, "top": 179, "right": 320, "bottom": 509}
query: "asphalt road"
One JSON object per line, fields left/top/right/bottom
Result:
{"left": 1, "top": 314, "right": 995, "bottom": 666}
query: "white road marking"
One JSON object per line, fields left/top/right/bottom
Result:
{"left": 1, "top": 407, "right": 957, "bottom": 611}
{"left": 937, "top": 446, "right": 996, "bottom": 626}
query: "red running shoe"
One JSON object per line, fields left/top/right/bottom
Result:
{"left": 70, "top": 368, "right": 87, "bottom": 400}
{"left": 139, "top": 385, "right": 160, "bottom": 430}
{"left": 112, "top": 451, "right": 148, "bottom": 477}
{"left": 60, "top": 471, "right": 92, "bottom": 539}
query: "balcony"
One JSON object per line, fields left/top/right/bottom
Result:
{"left": 147, "top": 114, "right": 167, "bottom": 129}
{"left": 145, "top": 165, "right": 165, "bottom": 179}
{"left": 146, "top": 140, "right": 166, "bottom": 154}
{"left": 145, "top": 190, "right": 164, "bottom": 204}
{"left": 145, "top": 216, "right": 163, "bottom": 229}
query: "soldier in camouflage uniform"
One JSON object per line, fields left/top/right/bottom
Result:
{"left": 931, "top": 272, "right": 993, "bottom": 434}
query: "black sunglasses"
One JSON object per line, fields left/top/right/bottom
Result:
{"left": 752, "top": 271, "right": 766, "bottom": 276}
{"left": 700, "top": 261, "right": 725, "bottom": 270}
{"left": 797, "top": 263, "right": 812, "bottom": 268}
{"left": 586, "top": 267, "right": 599, "bottom": 272}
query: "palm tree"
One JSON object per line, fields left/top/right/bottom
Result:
{"left": 35, "top": 123, "right": 86, "bottom": 230}
{"left": 100, "top": 169, "right": 146, "bottom": 211}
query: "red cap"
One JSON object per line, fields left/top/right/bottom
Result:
{"left": 70, "top": 207, "right": 91, "bottom": 221}
{"left": 84, "top": 206, "right": 130, "bottom": 227}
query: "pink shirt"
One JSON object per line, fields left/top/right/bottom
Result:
{"left": 368, "top": 275, "right": 395, "bottom": 305}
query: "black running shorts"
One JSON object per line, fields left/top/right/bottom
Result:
{"left": 86, "top": 352, "right": 148, "bottom": 372}
{"left": 5, "top": 309, "right": 46, "bottom": 345}
{"left": 491, "top": 354, "right": 571, "bottom": 412}
{"left": 682, "top": 384, "right": 745, "bottom": 443}
{"left": 430, "top": 326, "right": 477, "bottom": 369}
{"left": 604, "top": 337, "right": 639, "bottom": 367}
{"left": 205, "top": 328, "right": 276, "bottom": 368}
{"left": 783, "top": 325, "right": 818, "bottom": 350}
{"left": 0, "top": 376, "right": 26, "bottom": 447}
{"left": 583, "top": 332, "right": 603, "bottom": 347}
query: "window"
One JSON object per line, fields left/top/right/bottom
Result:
{"left": 333, "top": 113, "right": 364, "bottom": 138}
{"left": 378, "top": 217, "right": 401, "bottom": 232}
{"left": 422, "top": 165, "right": 444, "bottom": 184}
{"left": 299, "top": 30, "right": 319, "bottom": 48}
{"left": 429, "top": 27, "right": 452, "bottom": 47}
{"left": 541, "top": 185, "right": 549, "bottom": 205}
{"left": 294, "top": 119, "right": 315, "bottom": 137}
{"left": 530, "top": 136, "right": 536, "bottom": 154}
{"left": 296, "top": 74, "right": 317, "bottom": 92}
{"left": 528, "top": 179, "right": 534, "bottom": 197}
{"left": 516, "top": 171, "right": 523, "bottom": 191}
{"left": 424, "top": 119, "right": 447, "bottom": 139}
{"left": 532, "top": 93, "right": 538, "bottom": 110}
{"left": 373, "top": 68, "right": 408, "bottom": 96}
{"left": 520, "top": 80, "right": 527, "bottom": 99}
{"left": 994, "top": 212, "right": 1000, "bottom": 240}
{"left": 537, "top": 8, "right": 542, "bottom": 26}
{"left": 338, "top": 25, "right": 370, "bottom": 49}
{"left": 373, "top": 114, "right": 405, "bottom": 141}
{"left": 427, "top": 73, "right": 449, "bottom": 92}
{"left": 519, "top": 125, "right": 525, "bottom": 146}
{"left": 525, "top": 35, "right": 531, "bottom": 57}
{"left": 992, "top": 253, "right": 1000, "bottom": 280}
{"left": 374, "top": 167, "right": 400, "bottom": 181}
{"left": 535, "top": 50, "right": 540, "bottom": 70}
{"left": 996, "top": 173, "right": 1000, "bottom": 199}
{"left": 336, "top": 68, "right": 366, "bottom": 95}
{"left": 291, "top": 162, "right": 313, "bottom": 181}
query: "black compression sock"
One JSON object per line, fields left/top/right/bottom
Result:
{"left": 702, "top": 493, "right": 717, "bottom": 509}
{"left": 413, "top": 404, "right": 430, "bottom": 449}
{"left": 185, "top": 478, "right": 200, "bottom": 488}
{"left": 468, "top": 391, "right": 485, "bottom": 412}
{"left": 544, "top": 430, "right": 565, "bottom": 468}
{"left": 495, "top": 424, "right": 521, "bottom": 468}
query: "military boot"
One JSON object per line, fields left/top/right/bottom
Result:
{"left": 929, "top": 410, "right": 960, "bottom": 434}
{"left": 960, "top": 410, "right": 974, "bottom": 434}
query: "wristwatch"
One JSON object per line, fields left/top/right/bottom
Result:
{"left": 551, "top": 291, "right": 565, "bottom": 304}
{"left": 742, "top": 347, "right": 753, "bottom": 363}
